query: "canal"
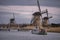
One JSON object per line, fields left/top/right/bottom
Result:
{"left": 0, "top": 31, "right": 60, "bottom": 40}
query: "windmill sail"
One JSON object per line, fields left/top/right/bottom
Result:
{"left": 46, "top": 9, "right": 48, "bottom": 18}
{"left": 13, "top": 13, "right": 15, "bottom": 19}
{"left": 37, "top": 0, "right": 41, "bottom": 13}
{"left": 13, "top": 13, "right": 16, "bottom": 24}
{"left": 46, "top": 9, "right": 52, "bottom": 19}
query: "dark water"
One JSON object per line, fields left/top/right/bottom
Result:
{"left": 0, "top": 31, "right": 60, "bottom": 40}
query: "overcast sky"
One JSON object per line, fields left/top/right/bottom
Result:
{"left": 0, "top": 0, "right": 60, "bottom": 24}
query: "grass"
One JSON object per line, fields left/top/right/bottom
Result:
{"left": 47, "top": 27, "right": 60, "bottom": 33}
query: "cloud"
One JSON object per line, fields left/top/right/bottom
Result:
{"left": 0, "top": 0, "right": 60, "bottom": 8}
{"left": 0, "top": 0, "right": 60, "bottom": 24}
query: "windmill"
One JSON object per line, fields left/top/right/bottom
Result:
{"left": 31, "top": 0, "right": 43, "bottom": 30}
{"left": 42, "top": 9, "right": 52, "bottom": 27}
{"left": 31, "top": 0, "right": 47, "bottom": 35}
{"left": 10, "top": 13, "right": 15, "bottom": 24}
{"left": 8, "top": 13, "right": 16, "bottom": 31}
{"left": 31, "top": 0, "right": 48, "bottom": 29}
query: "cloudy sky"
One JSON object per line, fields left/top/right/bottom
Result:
{"left": 0, "top": 0, "right": 60, "bottom": 24}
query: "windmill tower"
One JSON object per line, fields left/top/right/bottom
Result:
{"left": 43, "top": 9, "right": 52, "bottom": 27}
{"left": 31, "top": 0, "right": 43, "bottom": 30}
{"left": 7, "top": 13, "right": 15, "bottom": 31}
{"left": 31, "top": 12, "right": 43, "bottom": 29}
{"left": 8, "top": 13, "right": 16, "bottom": 31}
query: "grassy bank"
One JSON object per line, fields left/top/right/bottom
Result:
{"left": 47, "top": 27, "right": 60, "bottom": 33}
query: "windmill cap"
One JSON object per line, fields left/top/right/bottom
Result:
{"left": 33, "top": 12, "right": 41, "bottom": 16}
{"left": 10, "top": 18, "right": 15, "bottom": 21}
{"left": 43, "top": 17, "right": 48, "bottom": 19}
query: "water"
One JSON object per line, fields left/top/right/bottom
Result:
{"left": 0, "top": 31, "right": 60, "bottom": 40}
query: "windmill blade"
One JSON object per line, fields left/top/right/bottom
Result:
{"left": 46, "top": 9, "right": 48, "bottom": 18}
{"left": 13, "top": 13, "right": 16, "bottom": 23}
{"left": 12, "top": 13, "right": 15, "bottom": 22}
{"left": 37, "top": 0, "right": 43, "bottom": 19}
{"left": 46, "top": 9, "right": 52, "bottom": 19}
{"left": 46, "top": 12, "right": 53, "bottom": 19}
{"left": 37, "top": 0, "right": 41, "bottom": 13}
{"left": 13, "top": 13, "right": 15, "bottom": 19}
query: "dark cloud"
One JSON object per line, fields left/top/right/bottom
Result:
{"left": 0, "top": 0, "right": 60, "bottom": 8}
{"left": 0, "top": 0, "right": 60, "bottom": 24}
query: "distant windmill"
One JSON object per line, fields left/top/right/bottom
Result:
{"left": 10, "top": 13, "right": 15, "bottom": 24}
{"left": 7, "top": 13, "right": 17, "bottom": 31}
{"left": 42, "top": 9, "right": 52, "bottom": 27}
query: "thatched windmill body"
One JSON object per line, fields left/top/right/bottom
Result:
{"left": 31, "top": 12, "right": 43, "bottom": 29}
